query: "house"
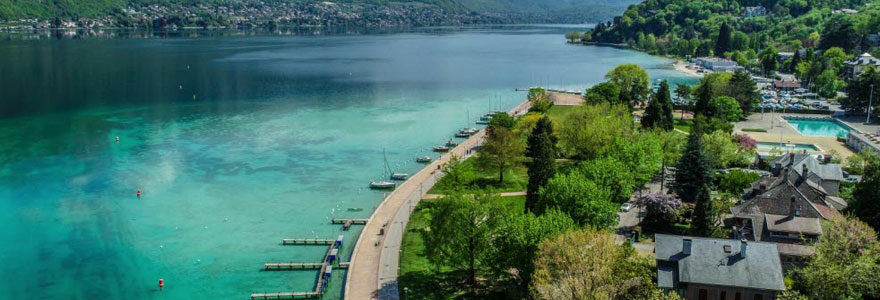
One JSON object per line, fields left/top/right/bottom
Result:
{"left": 832, "top": 8, "right": 858, "bottom": 14}
{"left": 844, "top": 53, "right": 880, "bottom": 81}
{"left": 692, "top": 57, "right": 744, "bottom": 72}
{"left": 744, "top": 6, "right": 766, "bottom": 17}
{"left": 655, "top": 234, "right": 786, "bottom": 300}
{"left": 773, "top": 80, "right": 801, "bottom": 90}
{"left": 727, "top": 153, "right": 844, "bottom": 260}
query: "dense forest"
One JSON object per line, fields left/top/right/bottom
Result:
{"left": 0, "top": 0, "right": 637, "bottom": 27}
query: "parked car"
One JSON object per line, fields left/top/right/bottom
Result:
{"left": 620, "top": 203, "right": 633, "bottom": 212}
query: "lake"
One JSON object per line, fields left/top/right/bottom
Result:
{"left": 0, "top": 25, "right": 696, "bottom": 299}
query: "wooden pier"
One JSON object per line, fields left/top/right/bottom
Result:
{"left": 250, "top": 292, "right": 320, "bottom": 299}
{"left": 332, "top": 218, "right": 369, "bottom": 231}
{"left": 264, "top": 263, "right": 324, "bottom": 270}
{"left": 281, "top": 238, "right": 335, "bottom": 245}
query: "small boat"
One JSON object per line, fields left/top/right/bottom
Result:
{"left": 455, "top": 132, "right": 471, "bottom": 138}
{"left": 465, "top": 127, "right": 478, "bottom": 134}
{"left": 433, "top": 146, "right": 450, "bottom": 152}
{"left": 475, "top": 120, "right": 490, "bottom": 125}
{"left": 390, "top": 173, "right": 408, "bottom": 180}
{"left": 370, "top": 181, "right": 396, "bottom": 189}
{"left": 416, "top": 156, "right": 432, "bottom": 163}
{"left": 480, "top": 115, "right": 492, "bottom": 121}
{"left": 347, "top": 208, "right": 364, "bottom": 212}
{"left": 446, "top": 139, "right": 458, "bottom": 147}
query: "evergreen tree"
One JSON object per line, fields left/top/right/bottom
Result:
{"left": 726, "top": 70, "right": 760, "bottom": 115}
{"left": 693, "top": 81, "right": 713, "bottom": 116}
{"left": 690, "top": 184, "right": 716, "bottom": 237}
{"left": 657, "top": 80, "right": 674, "bottom": 131}
{"left": 674, "top": 120, "right": 712, "bottom": 203}
{"left": 640, "top": 94, "right": 662, "bottom": 129}
{"left": 714, "top": 22, "right": 731, "bottom": 57}
{"left": 851, "top": 158, "right": 880, "bottom": 234}
{"left": 526, "top": 116, "right": 557, "bottom": 214}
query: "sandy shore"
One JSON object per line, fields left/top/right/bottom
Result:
{"left": 674, "top": 60, "right": 703, "bottom": 78}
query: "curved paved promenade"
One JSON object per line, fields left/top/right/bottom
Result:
{"left": 344, "top": 99, "right": 532, "bottom": 300}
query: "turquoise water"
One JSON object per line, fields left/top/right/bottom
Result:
{"left": 785, "top": 118, "right": 852, "bottom": 138}
{"left": 0, "top": 26, "right": 695, "bottom": 299}
{"left": 756, "top": 142, "right": 820, "bottom": 152}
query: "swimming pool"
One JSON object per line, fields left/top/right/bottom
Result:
{"left": 756, "top": 142, "right": 821, "bottom": 152}
{"left": 784, "top": 117, "right": 852, "bottom": 138}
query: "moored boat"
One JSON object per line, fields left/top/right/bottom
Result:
{"left": 416, "top": 156, "right": 432, "bottom": 163}
{"left": 390, "top": 173, "right": 408, "bottom": 180}
{"left": 433, "top": 146, "right": 450, "bottom": 152}
{"left": 455, "top": 132, "right": 470, "bottom": 138}
{"left": 446, "top": 139, "right": 458, "bottom": 147}
{"left": 369, "top": 181, "right": 396, "bottom": 189}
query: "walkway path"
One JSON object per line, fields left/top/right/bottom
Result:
{"left": 420, "top": 191, "right": 526, "bottom": 200}
{"left": 344, "top": 100, "right": 532, "bottom": 300}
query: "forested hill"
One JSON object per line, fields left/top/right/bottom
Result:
{"left": 0, "top": 0, "right": 638, "bottom": 28}
{"left": 578, "top": 0, "right": 880, "bottom": 57}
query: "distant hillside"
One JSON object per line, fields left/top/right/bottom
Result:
{"left": 0, "top": 0, "right": 638, "bottom": 26}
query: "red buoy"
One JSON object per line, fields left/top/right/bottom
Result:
{"left": 137, "top": 190, "right": 142, "bottom": 197}
{"left": 159, "top": 278, "right": 164, "bottom": 290}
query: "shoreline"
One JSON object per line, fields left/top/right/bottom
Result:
{"left": 673, "top": 60, "right": 703, "bottom": 78}
{"left": 344, "top": 98, "right": 533, "bottom": 300}
{"left": 568, "top": 42, "right": 703, "bottom": 79}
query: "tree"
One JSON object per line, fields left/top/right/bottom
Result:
{"left": 492, "top": 209, "right": 576, "bottom": 289}
{"left": 423, "top": 192, "right": 501, "bottom": 285}
{"left": 558, "top": 103, "right": 633, "bottom": 160}
{"left": 644, "top": 80, "right": 675, "bottom": 130}
{"left": 718, "top": 170, "right": 761, "bottom": 195}
{"left": 712, "top": 96, "right": 743, "bottom": 122}
{"left": 730, "top": 31, "right": 749, "bottom": 51}
{"left": 605, "top": 64, "right": 651, "bottom": 108}
{"left": 690, "top": 184, "right": 716, "bottom": 237}
{"left": 851, "top": 157, "right": 880, "bottom": 234}
{"left": 537, "top": 172, "right": 618, "bottom": 228}
{"left": 633, "top": 193, "right": 682, "bottom": 231}
{"left": 476, "top": 127, "right": 524, "bottom": 183}
{"left": 843, "top": 67, "right": 880, "bottom": 114}
{"left": 526, "top": 117, "right": 557, "bottom": 213}
{"left": 845, "top": 148, "right": 880, "bottom": 175}
{"left": 692, "top": 72, "right": 733, "bottom": 116}
{"left": 578, "top": 157, "right": 636, "bottom": 204}
{"left": 585, "top": 81, "right": 621, "bottom": 104}
{"left": 531, "top": 229, "right": 675, "bottom": 300}
{"left": 760, "top": 46, "right": 779, "bottom": 75}
{"left": 726, "top": 70, "right": 760, "bottom": 115}
{"left": 437, "top": 155, "right": 473, "bottom": 191}
{"left": 821, "top": 15, "right": 859, "bottom": 52}
{"left": 488, "top": 112, "right": 515, "bottom": 130}
{"left": 816, "top": 69, "right": 845, "bottom": 99}
{"left": 674, "top": 84, "right": 692, "bottom": 119}
{"left": 674, "top": 121, "right": 712, "bottom": 203}
{"left": 714, "top": 22, "right": 731, "bottom": 57}
{"left": 604, "top": 131, "right": 665, "bottom": 187}
{"left": 565, "top": 31, "right": 581, "bottom": 43}
{"left": 795, "top": 217, "right": 880, "bottom": 298}
{"left": 703, "top": 129, "right": 745, "bottom": 169}
{"left": 641, "top": 93, "right": 664, "bottom": 129}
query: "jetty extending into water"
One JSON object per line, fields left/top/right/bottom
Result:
{"left": 344, "top": 99, "right": 533, "bottom": 300}
{"left": 252, "top": 235, "right": 347, "bottom": 299}
{"left": 331, "top": 218, "right": 369, "bottom": 231}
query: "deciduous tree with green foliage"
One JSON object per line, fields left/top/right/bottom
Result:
{"left": 577, "top": 157, "right": 635, "bottom": 204}
{"left": 526, "top": 116, "right": 557, "bottom": 213}
{"left": 712, "top": 96, "right": 743, "bottom": 122}
{"left": 845, "top": 148, "right": 880, "bottom": 175}
{"left": 726, "top": 70, "right": 760, "bottom": 115}
{"left": 437, "top": 155, "right": 474, "bottom": 191}
{"left": 537, "top": 172, "right": 617, "bottom": 228}
{"left": 492, "top": 209, "right": 576, "bottom": 289}
{"left": 675, "top": 84, "right": 693, "bottom": 119}
{"left": 476, "top": 127, "right": 524, "bottom": 183}
{"left": 585, "top": 81, "right": 621, "bottom": 104}
{"left": 760, "top": 46, "right": 779, "bottom": 75}
{"left": 605, "top": 64, "right": 650, "bottom": 108}
{"left": 531, "top": 228, "right": 680, "bottom": 300}
{"left": 423, "top": 192, "right": 502, "bottom": 285}
{"left": 488, "top": 112, "right": 515, "bottom": 130}
{"left": 794, "top": 217, "right": 880, "bottom": 298}
{"left": 851, "top": 157, "right": 880, "bottom": 234}
{"left": 703, "top": 129, "right": 746, "bottom": 169}
{"left": 558, "top": 103, "right": 633, "bottom": 160}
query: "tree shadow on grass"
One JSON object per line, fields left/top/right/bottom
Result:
{"left": 397, "top": 270, "right": 519, "bottom": 300}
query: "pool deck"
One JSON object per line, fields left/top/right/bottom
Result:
{"left": 734, "top": 113, "right": 863, "bottom": 158}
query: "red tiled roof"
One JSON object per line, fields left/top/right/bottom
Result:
{"left": 774, "top": 80, "right": 800, "bottom": 88}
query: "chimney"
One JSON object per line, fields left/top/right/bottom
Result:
{"left": 789, "top": 152, "right": 795, "bottom": 166}
{"left": 683, "top": 238, "right": 692, "bottom": 255}
{"left": 802, "top": 163, "right": 808, "bottom": 179}
{"left": 773, "top": 162, "right": 782, "bottom": 176}
{"left": 790, "top": 197, "right": 797, "bottom": 218}
{"left": 740, "top": 239, "right": 748, "bottom": 258}
{"left": 824, "top": 154, "right": 833, "bottom": 164}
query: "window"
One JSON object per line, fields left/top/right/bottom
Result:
{"left": 720, "top": 291, "right": 727, "bottom": 300}
{"left": 699, "top": 289, "right": 708, "bottom": 300}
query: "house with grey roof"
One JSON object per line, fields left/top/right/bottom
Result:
{"left": 744, "top": 6, "right": 766, "bottom": 17}
{"left": 726, "top": 153, "right": 844, "bottom": 259}
{"left": 844, "top": 53, "right": 880, "bottom": 81}
{"left": 655, "top": 234, "right": 785, "bottom": 299}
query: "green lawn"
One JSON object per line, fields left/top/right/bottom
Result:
{"left": 544, "top": 105, "right": 579, "bottom": 127}
{"left": 428, "top": 156, "right": 528, "bottom": 194}
{"left": 673, "top": 119, "right": 693, "bottom": 133}
{"left": 398, "top": 195, "right": 526, "bottom": 299}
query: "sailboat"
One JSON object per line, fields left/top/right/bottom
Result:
{"left": 415, "top": 156, "right": 432, "bottom": 163}
{"left": 384, "top": 149, "right": 408, "bottom": 181}
{"left": 370, "top": 149, "right": 400, "bottom": 189}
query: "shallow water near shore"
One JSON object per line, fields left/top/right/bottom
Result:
{"left": 0, "top": 25, "right": 696, "bottom": 299}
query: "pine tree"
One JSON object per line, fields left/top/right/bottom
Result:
{"left": 657, "top": 81, "right": 674, "bottom": 131}
{"left": 714, "top": 22, "right": 731, "bottom": 57}
{"left": 691, "top": 184, "right": 716, "bottom": 237}
{"left": 526, "top": 116, "right": 557, "bottom": 213}
{"left": 674, "top": 120, "right": 712, "bottom": 203}
{"left": 852, "top": 158, "right": 880, "bottom": 232}
{"left": 640, "top": 94, "right": 662, "bottom": 129}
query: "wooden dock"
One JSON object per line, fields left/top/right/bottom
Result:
{"left": 264, "top": 263, "right": 324, "bottom": 270}
{"left": 337, "top": 262, "right": 350, "bottom": 269}
{"left": 332, "top": 218, "right": 369, "bottom": 230}
{"left": 281, "top": 238, "right": 334, "bottom": 245}
{"left": 250, "top": 292, "right": 320, "bottom": 299}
